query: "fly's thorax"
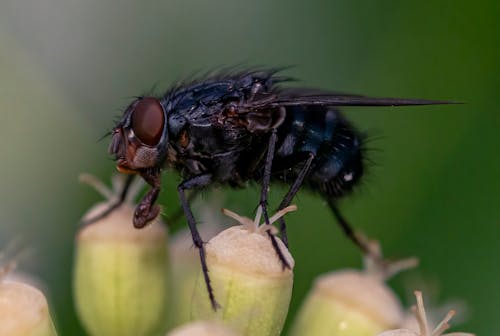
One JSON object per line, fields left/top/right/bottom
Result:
{"left": 159, "top": 122, "right": 205, "bottom": 176}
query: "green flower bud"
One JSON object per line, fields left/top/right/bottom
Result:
{"left": 0, "top": 262, "right": 57, "bottom": 336}
{"left": 290, "top": 270, "right": 404, "bottom": 336}
{"left": 167, "top": 320, "right": 239, "bottom": 336}
{"left": 290, "top": 240, "right": 417, "bottom": 336}
{"left": 190, "top": 206, "right": 296, "bottom": 336}
{"left": 377, "top": 291, "right": 474, "bottom": 336}
{"left": 74, "top": 174, "right": 169, "bottom": 336}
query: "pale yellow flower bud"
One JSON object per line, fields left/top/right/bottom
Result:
{"left": 190, "top": 206, "right": 295, "bottom": 336}
{"left": 289, "top": 240, "right": 417, "bottom": 336}
{"left": 377, "top": 291, "right": 474, "bottom": 336}
{"left": 73, "top": 174, "right": 169, "bottom": 336}
{"left": 0, "top": 261, "right": 57, "bottom": 336}
{"left": 289, "top": 269, "right": 404, "bottom": 336}
{"left": 167, "top": 320, "right": 239, "bottom": 336}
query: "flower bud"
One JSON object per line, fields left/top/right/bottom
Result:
{"left": 289, "top": 240, "right": 417, "bottom": 336}
{"left": 0, "top": 262, "right": 57, "bottom": 336}
{"left": 73, "top": 174, "right": 169, "bottom": 336}
{"left": 167, "top": 320, "right": 239, "bottom": 336}
{"left": 190, "top": 206, "right": 295, "bottom": 336}
{"left": 378, "top": 330, "right": 419, "bottom": 336}
{"left": 377, "top": 291, "right": 474, "bottom": 336}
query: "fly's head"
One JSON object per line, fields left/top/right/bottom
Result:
{"left": 109, "top": 97, "right": 168, "bottom": 174}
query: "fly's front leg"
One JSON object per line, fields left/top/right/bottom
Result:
{"left": 177, "top": 174, "right": 219, "bottom": 310}
{"left": 259, "top": 128, "right": 291, "bottom": 269}
{"left": 133, "top": 169, "right": 161, "bottom": 228}
{"left": 277, "top": 152, "right": 315, "bottom": 247}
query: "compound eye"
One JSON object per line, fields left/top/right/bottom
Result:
{"left": 131, "top": 97, "right": 164, "bottom": 146}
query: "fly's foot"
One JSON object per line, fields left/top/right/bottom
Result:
{"left": 133, "top": 203, "right": 161, "bottom": 228}
{"left": 267, "top": 230, "right": 292, "bottom": 270}
{"left": 222, "top": 205, "right": 297, "bottom": 271}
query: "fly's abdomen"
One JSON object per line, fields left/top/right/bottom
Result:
{"left": 275, "top": 106, "right": 365, "bottom": 198}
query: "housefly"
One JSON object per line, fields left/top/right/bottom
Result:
{"left": 93, "top": 68, "right": 451, "bottom": 309}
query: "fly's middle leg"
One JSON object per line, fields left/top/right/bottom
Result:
{"left": 260, "top": 128, "right": 278, "bottom": 225}
{"left": 165, "top": 189, "right": 200, "bottom": 225}
{"left": 259, "top": 128, "right": 291, "bottom": 270}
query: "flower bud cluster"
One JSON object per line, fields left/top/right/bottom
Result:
{"left": 71, "top": 175, "right": 475, "bottom": 336}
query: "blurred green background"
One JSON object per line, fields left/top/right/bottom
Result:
{"left": 0, "top": 0, "right": 498, "bottom": 334}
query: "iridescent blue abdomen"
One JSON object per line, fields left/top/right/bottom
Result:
{"left": 273, "top": 106, "right": 364, "bottom": 197}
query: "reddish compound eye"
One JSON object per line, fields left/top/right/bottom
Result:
{"left": 131, "top": 97, "right": 164, "bottom": 146}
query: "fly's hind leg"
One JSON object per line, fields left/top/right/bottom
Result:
{"left": 327, "top": 199, "right": 378, "bottom": 259}
{"left": 276, "top": 152, "right": 315, "bottom": 247}
{"left": 328, "top": 200, "right": 418, "bottom": 272}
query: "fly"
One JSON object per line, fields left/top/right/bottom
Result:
{"left": 88, "top": 68, "right": 452, "bottom": 309}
